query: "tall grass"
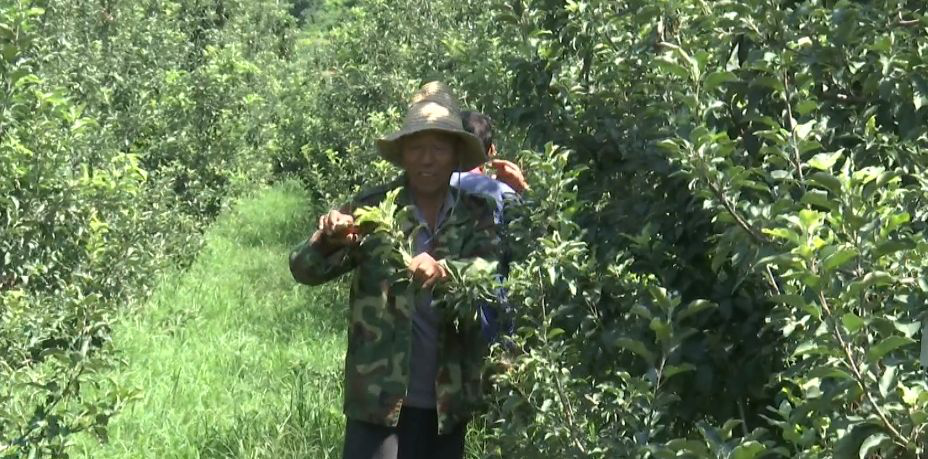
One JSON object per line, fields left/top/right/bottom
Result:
{"left": 75, "top": 181, "right": 345, "bottom": 458}
{"left": 74, "top": 180, "right": 495, "bottom": 457}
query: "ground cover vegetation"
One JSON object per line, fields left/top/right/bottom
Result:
{"left": 277, "top": 0, "right": 928, "bottom": 457}
{"left": 73, "top": 182, "right": 346, "bottom": 458}
{"left": 1, "top": 0, "right": 297, "bottom": 455}
{"left": 3, "top": 0, "right": 928, "bottom": 457}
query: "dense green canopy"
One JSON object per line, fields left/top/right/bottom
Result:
{"left": 3, "top": 0, "right": 927, "bottom": 457}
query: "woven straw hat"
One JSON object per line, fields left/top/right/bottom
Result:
{"left": 376, "top": 82, "right": 486, "bottom": 171}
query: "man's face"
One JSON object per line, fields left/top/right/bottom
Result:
{"left": 400, "top": 131, "right": 457, "bottom": 197}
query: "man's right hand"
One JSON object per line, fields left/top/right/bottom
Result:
{"left": 488, "top": 159, "right": 529, "bottom": 193}
{"left": 312, "top": 209, "right": 359, "bottom": 247}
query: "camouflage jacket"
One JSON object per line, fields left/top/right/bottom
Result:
{"left": 289, "top": 179, "right": 500, "bottom": 434}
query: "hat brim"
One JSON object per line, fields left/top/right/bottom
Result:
{"left": 376, "top": 127, "right": 487, "bottom": 172}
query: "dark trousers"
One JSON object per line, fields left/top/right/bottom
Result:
{"left": 342, "top": 406, "right": 466, "bottom": 459}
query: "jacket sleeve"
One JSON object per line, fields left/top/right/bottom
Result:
{"left": 289, "top": 237, "right": 360, "bottom": 286}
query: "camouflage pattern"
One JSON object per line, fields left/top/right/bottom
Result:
{"left": 289, "top": 178, "right": 500, "bottom": 434}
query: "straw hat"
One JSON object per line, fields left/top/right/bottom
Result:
{"left": 376, "top": 82, "right": 486, "bottom": 171}
{"left": 409, "top": 81, "right": 460, "bottom": 110}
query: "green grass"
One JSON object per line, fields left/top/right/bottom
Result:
{"left": 74, "top": 179, "right": 494, "bottom": 458}
{"left": 75, "top": 180, "right": 347, "bottom": 458}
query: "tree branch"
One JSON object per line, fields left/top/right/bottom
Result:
{"left": 536, "top": 267, "right": 587, "bottom": 455}
{"left": 782, "top": 72, "right": 806, "bottom": 189}
{"left": 817, "top": 291, "right": 910, "bottom": 448}
{"left": 706, "top": 179, "right": 771, "bottom": 246}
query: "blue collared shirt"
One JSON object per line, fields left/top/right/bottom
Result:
{"left": 450, "top": 171, "right": 517, "bottom": 224}
{"left": 450, "top": 172, "right": 516, "bottom": 343}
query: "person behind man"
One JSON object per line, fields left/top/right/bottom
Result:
{"left": 289, "top": 82, "right": 500, "bottom": 459}
{"left": 450, "top": 111, "right": 522, "bottom": 342}
{"left": 451, "top": 111, "right": 527, "bottom": 211}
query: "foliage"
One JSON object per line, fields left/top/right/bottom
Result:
{"left": 281, "top": 0, "right": 928, "bottom": 457}
{"left": 75, "top": 182, "right": 345, "bottom": 458}
{"left": 354, "top": 188, "right": 415, "bottom": 266}
{"left": 6, "top": 0, "right": 928, "bottom": 456}
{"left": 353, "top": 188, "right": 501, "bottom": 327}
{"left": 1, "top": 0, "right": 296, "bottom": 455}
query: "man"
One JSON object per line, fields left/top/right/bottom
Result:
{"left": 451, "top": 112, "right": 527, "bottom": 218}
{"left": 450, "top": 111, "right": 523, "bottom": 342}
{"left": 290, "top": 82, "right": 500, "bottom": 459}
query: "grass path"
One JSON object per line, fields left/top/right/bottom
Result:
{"left": 76, "top": 181, "right": 346, "bottom": 458}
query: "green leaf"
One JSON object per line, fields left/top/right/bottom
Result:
{"left": 677, "top": 299, "right": 716, "bottom": 320}
{"left": 823, "top": 248, "right": 858, "bottom": 272}
{"left": 704, "top": 71, "right": 738, "bottom": 91}
{"left": 808, "top": 366, "right": 854, "bottom": 380}
{"left": 762, "top": 227, "right": 801, "bottom": 244}
{"left": 866, "top": 115, "right": 878, "bottom": 137}
{"left": 835, "top": 423, "right": 883, "bottom": 459}
{"left": 860, "top": 271, "right": 894, "bottom": 288}
{"left": 497, "top": 12, "right": 520, "bottom": 25}
{"left": 808, "top": 172, "right": 843, "bottom": 194}
{"left": 875, "top": 170, "right": 901, "bottom": 187}
{"left": 667, "top": 43, "right": 700, "bottom": 79}
{"left": 730, "top": 440, "right": 766, "bottom": 459}
{"left": 770, "top": 169, "right": 790, "bottom": 180}
{"left": 2, "top": 44, "right": 18, "bottom": 62}
{"left": 647, "top": 285, "right": 675, "bottom": 312}
{"left": 798, "top": 209, "right": 824, "bottom": 232}
{"left": 879, "top": 364, "right": 897, "bottom": 397}
{"left": 867, "top": 335, "right": 915, "bottom": 363}
{"left": 656, "top": 139, "right": 683, "bottom": 153}
{"left": 873, "top": 239, "right": 915, "bottom": 259}
{"left": 663, "top": 363, "right": 696, "bottom": 380}
{"left": 795, "top": 99, "right": 819, "bottom": 115}
{"left": 655, "top": 57, "right": 691, "bottom": 79}
{"left": 751, "top": 75, "right": 785, "bottom": 91}
{"left": 721, "top": 419, "right": 743, "bottom": 437}
{"left": 801, "top": 189, "right": 837, "bottom": 211}
{"left": 650, "top": 318, "right": 672, "bottom": 346}
{"left": 547, "top": 327, "right": 565, "bottom": 339}
{"left": 901, "top": 384, "right": 922, "bottom": 406}
{"left": 894, "top": 321, "right": 921, "bottom": 338}
{"left": 769, "top": 294, "right": 806, "bottom": 308}
{"left": 798, "top": 139, "right": 822, "bottom": 154}
{"left": 794, "top": 340, "right": 832, "bottom": 357}
{"left": 872, "top": 35, "right": 892, "bottom": 53}
{"left": 794, "top": 120, "right": 816, "bottom": 140}
{"left": 615, "top": 338, "right": 656, "bottom": 366}
{"left": 887, "top": 212, "right": 911, "bottom": 230}
{"left": 841, "top": 313, "right": 866, "bottom": 333}
{"left": 808, "top": 151, "right": 843, "bottom": 170}
{"left": 858, "top": 433, "right": 890, "bottom": 459}
{"left": 631, "top": 305, "right": 653, "bottom": 320}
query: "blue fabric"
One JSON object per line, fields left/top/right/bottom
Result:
{"left": 450, "top": 172, "right": 517, "bottom": 343}
{"left": 449, "top": 172, "right": 516, "bottom": 224}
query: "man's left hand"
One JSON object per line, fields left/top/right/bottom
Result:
{"left": 408, "top": 253, "right": 448, "bottom": 289}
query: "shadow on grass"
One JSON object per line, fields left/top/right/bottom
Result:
{"left": 195, "top": 364, "right": 345, "bottom": 459}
